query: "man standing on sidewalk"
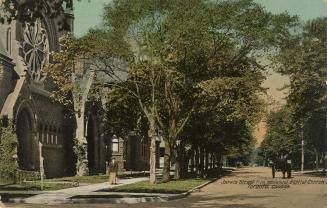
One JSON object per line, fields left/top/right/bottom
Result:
{"left": 108, "top": 158, "right": 119, "bottom": 185}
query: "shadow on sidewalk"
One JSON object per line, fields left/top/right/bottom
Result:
{"left": 165, "top": 194, "right": 275, "bottom": 208}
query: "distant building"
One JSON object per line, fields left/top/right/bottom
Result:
{"left": 254, "top": 121, "right": 267, "bottom": 148}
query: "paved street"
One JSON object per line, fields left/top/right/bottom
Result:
{"left": 3, "top": 167, "right": 327, "bottom": 208}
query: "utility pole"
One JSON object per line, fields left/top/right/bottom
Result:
{"left": 301, "top": 126, "right": 305, "bottom": 172}
{"left": 324, "top": 80, "right": 327, "bottom": 175}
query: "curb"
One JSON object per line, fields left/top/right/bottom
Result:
{"left": 71, "top": 196, "right": 166, "bottom": 204}
{"left": 164, "top": 177, "right": 219, "bottom": 201}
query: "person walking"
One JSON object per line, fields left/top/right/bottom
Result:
{"left": 269, "top": 160, "right": 276, "bottom": 178}
{"left": 280, "top": 154, "right": 292, "bottom": 179}
{"left": 281, "top": 157, "right": 287, "bottom": 179}
{"left": 108, "top": 158, "right": 119, "bottom": 185}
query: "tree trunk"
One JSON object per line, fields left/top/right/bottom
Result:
{"left": 162, "top": 140, "right": 171, "bottom": 182}
{"left": 216, "top": 153, "right": 222, "bottom": 172}
{"left": 181, "top": 153, "right": 189, "bottom": 178}
{"left": 148, "top": 116, "right": 157, "bottom": 184}
{"left": 174, "top": 152, "right": 181, "bottom": 180}
{"left": 301, "top": 130, "right": 305, "bottom": 172}
{"left": 323, "top": 152, "right": 326, "bottom": 175}
{"left": 200, "top": 147, "right": 204, "bottom": 176}
{"left": 205, "top": 150, "right": 209, "bottom": 171}
{"left": 195, "top": 147, "right": 199, "bottom": 174}
{"left": 175, "top": 146, "right": 187, "bottom": 179}
{"left": 314, "top": 148, "right": 319, "bottom": 170}
{"left": 209, "top": 153, "right": 211, "bottom": 169}
{"left": 190, "top": 150, "right": 194, "bottom": 173}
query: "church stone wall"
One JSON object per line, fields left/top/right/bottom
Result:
{"left": 0, "top": 64, "right": 14, "bottom": 110}
{"left": 43, "top": 147, "right": 65, "bottom": 178}
{"left": 29, "top": 92, "right": 74, "bottom": 178}
{"left": 112, "top": 137, "right": 125, "bottom": 171}
{"left": 123, "top": 136, "right": 150, "bottom": 171}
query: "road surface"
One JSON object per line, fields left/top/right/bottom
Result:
{"left": 3, "top": 167, "right": 327, "bottom": 208}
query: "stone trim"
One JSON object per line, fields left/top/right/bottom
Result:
{"left": 0, "top": 53, "right": 15, "bottom": 69}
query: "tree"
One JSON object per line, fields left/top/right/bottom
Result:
{"left": 276, "top": 17, "right": 327, "bottom": 171}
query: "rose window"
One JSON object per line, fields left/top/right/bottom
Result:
{"left": 22, "top": 20, "right": 49, "bottom": 81}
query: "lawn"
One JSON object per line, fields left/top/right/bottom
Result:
{"left": 0, "top": 181, "right": 73, "bottom": 191}
{"left": 0, "top": 172, "right": 149, "bottom": 191}
{"left": 0, "top": 180, "right": 11, "bottom": 186}
{"left": 102, "top": 178, "right": 211, "bottom": 194}
{"left": 46, "top": 174, "right": 109, "bottom": 184}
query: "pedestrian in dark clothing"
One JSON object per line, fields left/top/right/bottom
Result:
{"left": 270, "top": 160, "right": 276, "bottom": 178}
{"left": 281, "top": 159, "right": 287, "bottom": 179}
{"left": 281, "top": 155, "right": 292, "bottom": 179}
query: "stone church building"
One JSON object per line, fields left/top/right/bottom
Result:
{"left": 0, "top": 2, "right": 152, "bottom": 178}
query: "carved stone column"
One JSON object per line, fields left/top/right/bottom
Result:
{"left": 75, "top": 110, "right": 89, "bottom": 176}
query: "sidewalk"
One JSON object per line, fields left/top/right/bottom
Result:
{"left": 293, "top": 169, "right": 325, "bottom": 174}
{"left": 19, "top": 177, "right": 148, "bottom": 204}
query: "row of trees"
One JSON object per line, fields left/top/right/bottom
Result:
{"left": 46, "top": 0, "right": 298, "bottom": 183}
{"left": 260, "top": 17, "right": 327, "bottom": 171}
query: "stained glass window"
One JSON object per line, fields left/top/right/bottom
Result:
{"left": 23, "top": 20, "right": 49, "bottom": 81}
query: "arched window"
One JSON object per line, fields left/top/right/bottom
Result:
{"left": 44, "top": 125, "right": 48, "bottom": 143}
{"left": 6, "top": 28, "right": 11, "bottom": 54}
{"left": 112, "top": 135, "right": 119, "bottom": 152}
{"left": 54, "top": 127, "right": 58, "bottom": 145}
{"left": 50, "top": 125, "right": 54, "bottom": 144}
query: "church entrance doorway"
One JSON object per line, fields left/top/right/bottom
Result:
{"left": 16, "top": 108, "right": 36, "bottom": 171}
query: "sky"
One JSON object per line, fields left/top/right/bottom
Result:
{"left": 74, "top": 0, "right": 108, "bottom": 37}
{"left": 74, "top": 0, "right": 327, "bottom": 37}
{"left": 257, "top": 0, "right": 327, "bottom": 20}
